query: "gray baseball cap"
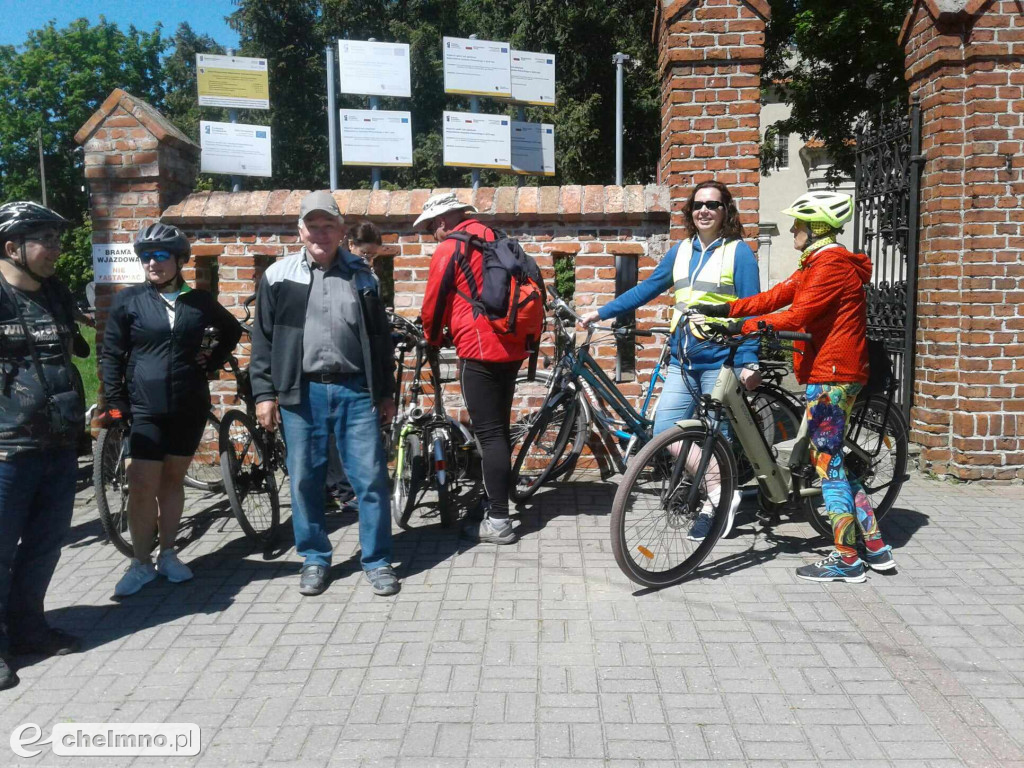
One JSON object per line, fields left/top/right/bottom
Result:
{"left": 299, "top": 190, "right": 342, "bottom": 221}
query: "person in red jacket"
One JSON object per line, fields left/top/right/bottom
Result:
{"left": 418, "top": 193, "right": 527, "bottom": 544}
{"left": 699, "top": 191, "right": 896, "bottom": 583}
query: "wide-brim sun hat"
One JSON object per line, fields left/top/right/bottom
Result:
{"left": 413, "top": 192, "right": 478, "bottom": 229}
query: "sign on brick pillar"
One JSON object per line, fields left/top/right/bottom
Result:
{"left": 74, "top": 89, "right": 199, "bottom": 403}
{"left": 655, "top": 0, "right": 770, "bottom": 243}
{"left": 900, "top": 0, "right": 1024, "bottom": 480}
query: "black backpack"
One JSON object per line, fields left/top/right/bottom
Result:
{"left": 446, "top": 230, "right": 546, "bottom": 338}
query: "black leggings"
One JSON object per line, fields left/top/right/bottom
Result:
{"left": 459, "top": 358, "right": 523, "bottom": 519}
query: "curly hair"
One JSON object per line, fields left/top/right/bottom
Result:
{"left": 349, "top": 220, "right": 382, "bottom": 247}
{"left": 679, "top": 180, "right": 744, "bottom": 241}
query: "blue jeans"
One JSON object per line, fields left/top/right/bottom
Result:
{"left": 0, "top": 448, "right": 77, "bottom": 649}
{"left": 652, "top": 365, "right": 732, "bottom": 440}
{"left": 280, "top": 377, "right": 392, "bottom": 570}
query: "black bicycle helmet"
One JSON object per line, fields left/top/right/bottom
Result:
{"left": 0, "top": 201, "right": 70, "bottom": 243}
{"left": 134, "top": 222, "right": 191, "bottom": 262}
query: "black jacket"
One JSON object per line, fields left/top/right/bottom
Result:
{"left": 102, "top": 282, "right": 242, "bottom": 417}
{"left": 251, "top": 249, "right": 394, "bottom": 407}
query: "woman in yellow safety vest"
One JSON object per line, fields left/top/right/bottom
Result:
{"left": 581, "top": 180, "right": 761, "bottom": 541}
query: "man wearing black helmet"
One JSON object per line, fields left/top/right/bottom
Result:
{"left": 0, "top": 201, "right": 87, "bottom": 690}
{"left": 100, "top": 222, "right": 241, "bottom": 598}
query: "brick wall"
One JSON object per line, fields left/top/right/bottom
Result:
{"left": 655, "top": 0, "right": 770, "bottom": 242}
{"left": 900, "top": 0, "right": 1024, "bottom": 479}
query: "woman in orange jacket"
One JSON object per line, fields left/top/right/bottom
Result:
{"left": 700, "top": 191, "right": 896, "bottom": 583}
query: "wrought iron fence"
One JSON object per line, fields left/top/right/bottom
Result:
{"left": 853, "top": 99, "right": 923, "bottom": 420}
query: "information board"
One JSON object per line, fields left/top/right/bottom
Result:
{"left": 200, "top": 121, "right": 273, "bottom": 177}
{"left": 338, "top": 40, "right": 411, "bottom": 98}
{"left": 511, "top": 121, "right": 555, "bottom": 176}
{"left": 443, "top": 111, "right": 511, "bottom": 169}
{"left": 340, "top": 109, "right": 413, "bottom": 166}
{"left": 443, "top": 37, "right": 511, "bottom": 98}
{"left": 92, "top": 243, "right": 144, "bottom": 285}
{"left": 196, "top": 54, "right": 270, "bottom": 110}
{"left": 511, "top": 50, "right": 556, "bottom": 106}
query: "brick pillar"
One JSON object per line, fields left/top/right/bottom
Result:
{"left": 900, "top": 0, "right": 1024, "bottom": 480}
{"left": 656, "top": 0, "right": 770, "bottom": 242}
{"left": 74, "top": 89, "right": 199, "bottom": 402}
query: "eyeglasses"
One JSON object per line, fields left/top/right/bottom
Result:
{"left": 24, "top": 233, "right": 62, "bottom": 248}
{"left": 138, "top": 250, "right": 175, "bottom": 263}
{"left": 692, "top": 200, "right": 724, "bottom": 211}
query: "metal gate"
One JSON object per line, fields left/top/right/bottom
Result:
{"left": 853, "top": 98, "right": 923, "bottom": 421}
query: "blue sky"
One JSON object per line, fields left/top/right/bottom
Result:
{"left": 0, "top": 0, "right": 240, "bottom": 48}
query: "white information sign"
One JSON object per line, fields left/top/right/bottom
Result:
{"left": 196, "top": 54, "right": 269, "bottom": 110}
{"left": 200, "top": 121, "right": 273, "bottom": 177}
{"left": 443, "top": 37, "right": 511, "bottom": 98}
{"left": 511, "top": 50, "right": 556, "bottom": 106}
{"left": 340, "top": 109, "right": 413, "bottom": 166}
{"left": 443, "top": 111, "right": 511, "bottom": 169}
{"left": 92, "top": 243, "right": 144, "bottom": 285}
{"left": 511, "top": 121, "right": 555, "bottom": 176}
{"left": 338, "top": 40, "right": 411, "bottom": 97}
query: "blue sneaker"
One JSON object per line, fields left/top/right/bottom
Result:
{"left": 795, "top": 552, "right": 867, "bottom": 583}
{"left": 687, "top": 514, "right": 713, "bottom": 542}
{"left": 863, "top": 544, "right": 896, "bottom": 571}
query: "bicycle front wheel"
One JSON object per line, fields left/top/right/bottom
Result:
{"left": 184, "top": 412, "right": 224, "bottom": 493}
{"left": 610, "top": 424, "right": 737, "bottom": 588}
{"left": 512, "top": 372, "right": 588, "bottom": 482}
{"left": 219, "top": 409, "right": 280, "bottom": 543}
{"left": 94, "top": 423, "right": 154, "bottom": 558}
{"left": 392, "top": 430, "right": 426, "bottom": 530}
{"left": 510, "top": 392, "right": 583, "bottom": 502}
{"left": 799, "top": 394, "right": 910, "bottom": 537}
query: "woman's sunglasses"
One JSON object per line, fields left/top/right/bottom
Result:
{"left": 138, "top": 250, "right": 175, "bottom": 263}
{"left": 692, "top": 200, "right": 724, "bottom": 211}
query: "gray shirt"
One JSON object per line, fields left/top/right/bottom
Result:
{"left": 302, "top": 249, "right": 365, "bottom": 375}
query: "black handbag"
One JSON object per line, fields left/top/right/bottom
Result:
{"left": 0, "top": 275, "right": 85, "bottom": 438}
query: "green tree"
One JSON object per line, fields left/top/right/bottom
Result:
{"left": 762, "top": 0, "right": 913, "bottom": 179}
{"left": 0, "top": 19, "right": 166, "bottom": 294}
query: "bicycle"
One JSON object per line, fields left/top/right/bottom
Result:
{"left": 510, "top": 288, "right": 806, "bottom": 501}
{"left": 387, "top": 313, "right": 479, "bottom": 530}
{"left": 217, "top": 293, "right": 287, "bottom": 544}
{"left": 609, "top": 321, "right": 910, "bottom": 588}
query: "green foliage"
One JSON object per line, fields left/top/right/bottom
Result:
{"left": 73, "top": 324, "right": 100, "bottom": 408}
{"left": 762, "top": 0, "right": 913, "bottom": 180}
{"left": 0, "top": 19, "right": 165, "bottom": 222}
{"left": 55, "top": 215, "right": 93, "bottom": 296}
{"left": 553, "top": 254, "right": 575, "bottom": 303}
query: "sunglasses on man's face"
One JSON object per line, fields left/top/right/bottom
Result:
{"left": 138, "top": 250, "right": 175, "bottom": 263}
{"left": 692, "top": 200, "right": 724, "bottom": 211}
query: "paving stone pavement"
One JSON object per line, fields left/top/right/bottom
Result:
{"left": 3, "top": 462, "right": 1024, "bottom": 768}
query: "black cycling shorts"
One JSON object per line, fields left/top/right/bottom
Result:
{"left": 129, "top": 411, "right": 208, "bottom": 461}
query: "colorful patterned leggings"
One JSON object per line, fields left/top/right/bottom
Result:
{"left": 805, "top": 383, "right": 882, "bottom": 559}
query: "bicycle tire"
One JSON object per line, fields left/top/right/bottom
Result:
{"left": 610, "top": 424, "right": 737, "bottom": 588}
{"left": 183, "top": 412, "right": 225, "bottom": 493}
{"left": 219, "top": 409, "right": 280, "bottom": 543}
{"left": 94, "top": 423, "right": 155, "bottom": 558}
{"left": 510, "top": 392, "right": 582, "bottom": 502}
{"left": 798, "top": 394, "right": 910, "bottom": 538}
{"left": 512, "top": 372, "right": 589, "bottom": 481}
{"left": 392, "top": 431, "right": 426, "bottom": 529}
{"left": 435, "top": 432, "right": 458, "bottom": 528}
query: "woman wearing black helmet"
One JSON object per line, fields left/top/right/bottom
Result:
{"left": 0, "top": 201, "right": 86, "bottom": 689}
{"left": 101, "top": 222, "right": 241, "bottom": 597}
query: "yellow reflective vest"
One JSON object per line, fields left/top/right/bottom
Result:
{"left": 669, "top": 237, "right": 740, "bottom": 332}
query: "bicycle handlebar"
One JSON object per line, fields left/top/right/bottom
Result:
{"left": 778, "top": 330, "right": 813, "bottom": 343}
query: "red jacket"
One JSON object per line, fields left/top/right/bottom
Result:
{"left": 422, "top": 218, "right": 530, "bottom": 363}
{"left": 729, "top": 245, "right": 872, "bottom": 385}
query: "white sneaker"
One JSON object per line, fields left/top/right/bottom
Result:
{"left": 722, "top": 491, "right": 742, "bottom": 539}
{"left": 114, "top": 558, "right": 157, "bottom": 597}
{"left": 156, "top": 549, "right": 193, "bottom": 583}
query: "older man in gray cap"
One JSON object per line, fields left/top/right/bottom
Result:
{"left": 250, "top": 190, "right": 398, "bottom": 596}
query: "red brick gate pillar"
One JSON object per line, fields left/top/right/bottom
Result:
{"left": 74, "top": 89, "right": 199, "bottom": 401}
{"left": 900, "top": 0, "right": 1024, "bottom": 479}
{"left": 655, "top": 0, "right": 770, "bottom": 242}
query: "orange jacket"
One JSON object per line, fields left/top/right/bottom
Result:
{"left": 729, "top": 245, "right": 872, "bottom": 385}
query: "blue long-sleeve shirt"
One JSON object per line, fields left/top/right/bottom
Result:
{"left": 599, "top": 237, "right": 761, "bottom": 371}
